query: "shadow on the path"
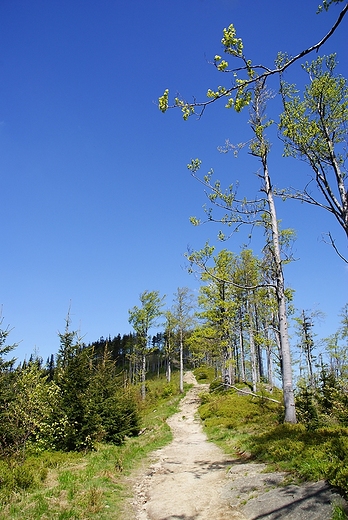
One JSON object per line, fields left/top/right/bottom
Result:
{"left": 243, "top": 481, "right": 346, "bottom": 520}
{"left": 191, "top": 458, "right": 235, "bottom": 478}
{"left": 158, "top": 516, "right": 199, "bottom": 520}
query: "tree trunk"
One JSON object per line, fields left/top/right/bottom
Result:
{"left": 222, "top": 347, "right": 231, "bottom": 387}
{"left": 167, "top": 358, "right": 171, "bottom": 383}
{"left": 141, "top": 353, "right": 146, "bottom": 400}
{"left": 239, "top": 315, "right": 246, "bottom": 382}
{"left": 228, "top": 342, "right": 235, "bottom": 385}
{"left": 263, "top": 157, "right": 297, "bottom": 423}
{"left": 247, "top": 299, "right": 258, "bottom": 393}
{"left": 179, "top": 330, "right": 184, "bottom": 393}
{"left": 253, "top": 300, "right": 264, "bottom": 381}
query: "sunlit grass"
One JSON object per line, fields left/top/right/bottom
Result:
{"left": 196, "top": 379, "right": 348, "bottom": 498}
{"left": 0, "top": 371, "right": 188, "bottom": 520}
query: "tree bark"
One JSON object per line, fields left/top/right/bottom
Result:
{"left": 263, "top": 157, "right": 297, "bottom": 423}
{"left": 179, "top": 330, "right": 184, "bottom": 393}
{"left": 141, "top": 353, "right": 146, "bottom": 401}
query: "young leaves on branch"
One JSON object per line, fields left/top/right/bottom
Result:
{"left": 158, "top": 4, "right": 347, "bottom": 119}
{"left": 279, "top": 54, "right": 348, "bottom": 253}
{"left": 187, "top": 156, "right": 266, "bottom": 240}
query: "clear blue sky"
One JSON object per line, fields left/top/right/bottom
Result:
{"left": 1, "top": 0, "right": 347, "bottom": 363}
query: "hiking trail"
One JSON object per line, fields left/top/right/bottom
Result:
{"left": 127, "top": 372, "right": 346, "bottom": 520}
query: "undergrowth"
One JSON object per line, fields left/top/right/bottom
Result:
{"left": 193, "top": 366, "right": 215, "bottom": 384}
{"left": 0, "top": 372, "right": 189, "bottom": 519}
{"left": 196, "top": 380, "right": 348, "bottom": 504}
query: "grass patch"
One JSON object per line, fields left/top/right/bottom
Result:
{"left": 0, "top": 372, "right": 189, "bottom": 519}
{"left": 197, "top": 384, "right": 348, "bottom": 498}
{"left": 243, "top": 424, "right": 348, "bottom": 491}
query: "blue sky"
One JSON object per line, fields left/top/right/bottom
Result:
{"left": 0, "top": 0, "right": 347, "bottom": 363}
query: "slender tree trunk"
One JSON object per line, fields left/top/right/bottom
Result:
{"left": 247, "top": 299, "right": 258, "bottom": 392}
{"left": 228, "top": 342, "right": 235, "bottom": 385}
{"left": 179, "top": 330, "right": 184, "bottom": 393}
{"left": 239, "top": 314, "right": 246, "bottom": 382}
{"left": 167, "top": 357, "right": 171, "bottom": 383}
{"left": 141, "top": 353, "right": 146, "bottom": 400}
{"left": 253, "top": 300, "right": 264, "bottom": 381}
{"left": 263, "top": 323, "right": 274, "bottom": 391}
{"left": 266, "top": 345, "right": 273, "bottom": 391}
{"left": 222, "top": 347, "right": 231, "bottom": 388}
{"left": 263, "top": 157, "right": 297, "bottom": 423}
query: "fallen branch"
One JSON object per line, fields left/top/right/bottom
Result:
{"left": 212, "top": 382, "right": 281, "bottom": 404}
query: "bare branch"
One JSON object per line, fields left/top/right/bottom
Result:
{"left": 322, "top": 231, "right": 348, "bottom": 263}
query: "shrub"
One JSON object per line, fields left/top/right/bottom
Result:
{"left": 193, "top": 366, "right": 215, "bottom": 383}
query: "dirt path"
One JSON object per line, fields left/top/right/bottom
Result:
{"left": 129, "top": 372, "right": 346, "bottom": 520}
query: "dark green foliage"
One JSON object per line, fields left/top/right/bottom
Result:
{"left": 0, "top": 456, "right": 48, "bottom": 495}
{"left": 3, "top": 317, "right": 139, "bottom": 453}
{"left": 52, "top": 317, "right": 141, "bottom": 451}
{"left": 295, "top": 368, "right": 348, "bottom": 429}
{"left": 209, "top": 379, "right": 226, "bottom": 393}
{"left": 88, "top": 345, "right": 140, "bottom": 445}
{"left": 193, "top": 366, "right": 215, "bottom": 383}
{"left": 196, "top": 370, "right": 210, "bottom": 381}
{"left": 87, "top": 333, "right": 137, "bottom": 371}
{"left": 45, "top": 354, "right": 55, "bottom": 381}
{"left": 0, "top": 372, "right": 16, "bottom": 456}
{"left": 56, "top": 344, "right": 98, "bottom": 451}
{"left": 0, "top": 322, "right": 19, "bottom": 457}
{"left": 294, "top": 384, "right": 319, "bottom": 429}
{"left": 0, "top": 320, "right": 17, "bottom": 372}
{"left": 98, "top": 391, "right": 140, "bottom": 444}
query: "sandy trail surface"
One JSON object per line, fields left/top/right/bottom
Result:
{"left": 129, "top": 372, "right": 346, "bottom": 520}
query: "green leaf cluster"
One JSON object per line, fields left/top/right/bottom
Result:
{"left": 158, "top": 89, "right": 169, "bottom": 113}
{"left": 280, "top": 55, "right": 348, "bottom": 162}
{"left": 221, "top": 24, "right": 243, "bottom": 57}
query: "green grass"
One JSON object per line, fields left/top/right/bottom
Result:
{"left": 332, "top": 503, "right": 348, "bottom": 520}
{"left": 0, "top": 372, "right": 189, "bottom": 520}
{"left": 196, "top": 381, "right": 348, "bottom": 503}
{"left": 243, "top": 424, "right": 348, "bottom": 491}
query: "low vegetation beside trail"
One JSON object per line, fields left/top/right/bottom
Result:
{"left": 0, "top": 373, "right": 189, "bottom": 520}
{"left": 193, "top": 367, "right": 348, "bottom": 501}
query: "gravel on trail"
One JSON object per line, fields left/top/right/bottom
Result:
{"left": 128, "top": 372, "right": 347, "bottom": 520}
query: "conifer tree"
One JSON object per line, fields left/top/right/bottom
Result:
{"left": 55, "top": 313, "right": 98, "bottom": 451}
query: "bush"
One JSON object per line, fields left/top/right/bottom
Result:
{"left": 209, "top": 379, "right": 225, "bottom": 393}
{"left": 0, "top": 455, "right": 51, "bottom": 497}
{"left": 193, "top": 366, "right": 215, "bottom": 383}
